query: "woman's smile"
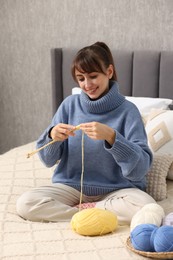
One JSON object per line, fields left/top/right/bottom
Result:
{"left": 75, "top": 69, "right": 112, "bottom": 100}
{"left": 86, "top": 86, "right": 99, "bottom": 95}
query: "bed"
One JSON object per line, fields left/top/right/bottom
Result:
{"left": 1, "top": 48, "right": 173, "bottom": 260}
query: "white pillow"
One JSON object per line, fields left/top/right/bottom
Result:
{"left": 145, "top": 109, "right": 173, "bottom": 180}
{"left": 126, "top": 96, "right": 172, "bottom": 115}
{"left": 72, "top": 87, "right": 82, "bottom": 95}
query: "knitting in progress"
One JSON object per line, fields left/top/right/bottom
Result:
{"left": 26, "top": 126, "right": 118, "bottom": 236}
{"left": 26, "top": 124, "right": 81, "bottom": 158}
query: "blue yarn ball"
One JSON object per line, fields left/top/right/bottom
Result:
{"left": 130, "top": 224, "right": 158, "bottom": 252}
{"left": 153, "top": 226, "right": 173, "bottom": 252}
{"left": 150, "top": 227, "right": 158, "bottom": 250}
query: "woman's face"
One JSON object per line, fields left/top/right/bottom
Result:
{"left": 75, "top": 65, "right": 113, "bottom": 100}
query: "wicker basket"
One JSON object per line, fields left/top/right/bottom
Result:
{"left": 126, "top": 237, "right": 173, "bottom": 259}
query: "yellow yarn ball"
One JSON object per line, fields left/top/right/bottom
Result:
{"left": 71, "top": 208, "right": 118, "bottom": 236}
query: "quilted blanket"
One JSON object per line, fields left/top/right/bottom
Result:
{"left": 1, "top": 142, "right": 173, "bottom": 260}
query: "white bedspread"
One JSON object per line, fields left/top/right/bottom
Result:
{"left": 1, "top": 142, "right": 173, "bottom": 260}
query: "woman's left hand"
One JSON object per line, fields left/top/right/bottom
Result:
{"left": 79, "top": 122, "right": 116, "bottom": 146}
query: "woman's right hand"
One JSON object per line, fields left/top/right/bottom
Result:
{"left": 50, "top": 123, "right": 76, "bottom": 142}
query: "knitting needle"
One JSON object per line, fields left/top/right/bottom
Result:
{"left": 70, "top": 124, "right": 81, "bottom": 132}
{"left": 26, "top": 139, "right": 56, "bottom": 158}
{"left": 26, "top": 125, "right": 81, "bottom": 158}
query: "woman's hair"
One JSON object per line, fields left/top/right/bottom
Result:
{"left": 71, "top": 42, "right": 117, "bottom": 81}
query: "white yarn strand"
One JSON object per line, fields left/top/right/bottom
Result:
{"left": 79, "top": 131, "right": 85, "bottom": 210}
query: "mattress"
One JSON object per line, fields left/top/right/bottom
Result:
{"left": 1, "top": 141, "right": 173, "bottom": 260}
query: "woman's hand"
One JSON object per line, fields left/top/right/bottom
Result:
{"left": 80, "top": 122, "right": 116, "bottom": 146}
{"left": 50, "top": 123, "right": 76, "bottom": 141}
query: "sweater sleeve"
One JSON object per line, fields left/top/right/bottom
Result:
{"left": 36, "top": 100, "right": 68, "bottom": 167}
{"left": 36, "top": 127, "right": 63, "bottom": 167}
{"left": 104, "top": 109, "right": 153, "bottom": 181}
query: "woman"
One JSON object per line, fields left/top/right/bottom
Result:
{"left": 16, "top": 42, "right": 155, "bottom": 224}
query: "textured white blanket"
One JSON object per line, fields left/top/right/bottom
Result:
{"left": 0, "top": 142, "right": 173, "bottom": 260}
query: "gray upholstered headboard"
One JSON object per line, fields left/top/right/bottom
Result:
{"left": 51, "top": 48, "right": 173, "bottom": 114}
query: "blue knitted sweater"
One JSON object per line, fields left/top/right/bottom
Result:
{"left": 37, "top": 81, "right": 152, "bottom": 196}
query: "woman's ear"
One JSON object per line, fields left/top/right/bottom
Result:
{"left": 107, "top": 64, "right": 114, "bottom": 79}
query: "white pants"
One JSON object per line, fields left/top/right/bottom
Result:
{"left": 16, "top": 184, "right": 156, "bottom": 225}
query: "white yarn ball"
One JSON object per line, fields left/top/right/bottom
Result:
{"left": 130, "top": 203, "right": 165, "bottom": 232}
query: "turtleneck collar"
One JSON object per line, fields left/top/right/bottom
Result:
{"left": 80, "top": 81, "right": 125, "bottom": 114}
